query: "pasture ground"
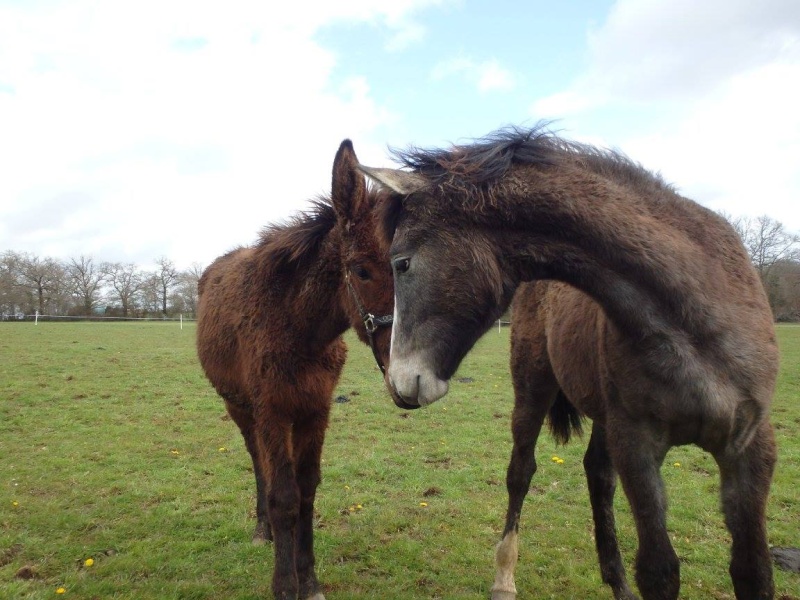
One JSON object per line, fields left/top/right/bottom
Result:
{"left": 0, "top": 322, "right": 798, "bottom": 599}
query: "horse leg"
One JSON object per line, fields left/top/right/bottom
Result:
{"left": 258, "top": 411, "right": 301, "bottom": 600}
{"left": 491, "top": 387, "right": 554, "bottom": 600}
{"left": 583, "top": 422, "right": 637, "bottom": 600}
{"left": 714, "top": 421, "right": 776, "bottom": 599}
{"left": 225, "top": 399, "right": 272, "bottom": 543}
{"left": 608, "top": 426, "right": 678, "bottom": 600}
{"left": 292, "top": 409, "right": 329, "bottom": 600}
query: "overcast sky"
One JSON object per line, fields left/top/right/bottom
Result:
{"left": 1, "top": 0, "right": 798, "bottom": 271}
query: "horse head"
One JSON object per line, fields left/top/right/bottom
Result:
{"left": 331, "top": 140, "right": 399, "bottom": 397}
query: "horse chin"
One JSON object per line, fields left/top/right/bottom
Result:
{"left": 386, "top": 362, "right": 450, "bottom": 409}
{"left": 393, "top": 393, "right": 422, "bottom": 410}
{"left": 383, "top": 372, "right": 420, "bottom": 409}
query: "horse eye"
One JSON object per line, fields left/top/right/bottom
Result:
{"left": 393, "top": 257, "right": 410, "bottom": 274}
{"left": 353, "top": 265, "right": 370, "bottom": 281}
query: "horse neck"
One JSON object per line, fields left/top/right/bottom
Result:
{"left": 492, "top": 167, "right": 770, "bottom": 342}
{"left": 255, "top": 235, "right": 350, "bottom": 350}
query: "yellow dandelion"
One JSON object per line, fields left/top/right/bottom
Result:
{"left": 419, "top": 502, "right": 428, "bottom": 507}
{"left": 56, "top": 587, "right": 66, "bottom": 594}
{"left": 356, "top": 504, "right": 363, "bottom": 510}
{"left": 551, "top": 456, "right": 561, "bottom": 463}
{"left": 344, "top": 485, "right": 350, "bottom": 491}
{"left": 556, "top": 458, "right": 565, "bottom": 464}
{"left": 218, "top": 447, "right": 227, "bottom": 452}
{"left": 673, "top": 462, "right": 681, "bottom": 467}
{"left": 348, "top": 506, "right": 355, "bottom": 512}
{"left": 170, "top": 449, "right": 180, "bottom": 455}
{"left": 12, "top": 501, "right": 19, "bottom": 507}
{"left": 84, "top": 558, "right": 94, "bottom": 567}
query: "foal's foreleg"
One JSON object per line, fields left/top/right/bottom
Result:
{"left": 716, "top": 421, "right": 776, "bottom": 600}
{"left": 583, "top": 423, "right": 637, "bottom": 600}
{"left": 259, "top": 415, "right": 301, "bottom": 600}
{"left": 292, "top": 411, "right": 329, "bottom": 600}
{"left": 491, "top": 397, "right": 551, "bottom": 600}
{"left": 225, "top": 400, "right": 272, "bottom": 543}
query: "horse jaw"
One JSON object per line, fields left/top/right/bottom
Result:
{"left": 387, "top": 352, "right": 450, "bottom": 408}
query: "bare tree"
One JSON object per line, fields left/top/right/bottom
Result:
{"left": 105, "top": 262, "right": 144, "bottom": 317}
{"left": 722, "top": 213, "right": 800, "bottom": 319}
{"left": 770, "top": 259, "right": 800, "bottom": 321}
{"left": 1, "top": 251, "right": 23, "bottom": 315}
{"left": 137, "top": 274, "right": 162, "bottom": 316}
{"left": 171, "top": 262, "right": 203, "bottom": 318}
{"left": 66, "top": 255, "right": 107, "bottom": 315}
{"left": 727, "top": 214, "right": 800, "bottom": 280}
{"left": 14, "top": 252, "right": 66, "bottom": 315}
{"left": 153, "top": 257, "right": 179, "bottom": 316}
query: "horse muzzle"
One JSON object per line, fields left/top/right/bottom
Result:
{"left": 386, "top": 359, "right": 450, "bottom": 409}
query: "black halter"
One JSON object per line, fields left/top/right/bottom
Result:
{"left": 345, "top": 273, "right": 393, "bottom": 374}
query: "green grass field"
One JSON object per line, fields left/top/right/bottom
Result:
{"left": 1, "top": 322, "right": 798, "bottom": 599}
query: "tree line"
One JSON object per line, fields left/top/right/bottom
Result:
{"left": 1, "top": 213, "right": 799, "bottom": 322}
{"left": 0, "top": 254, "right": 202, "bottom": 320}
{"left": 724, "top": 214, "right": 800, "bottom": 321}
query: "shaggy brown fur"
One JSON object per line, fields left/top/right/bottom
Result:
{"left": 196, "top": 140, "right": 392, "bottom": 600}
{"left": 366, "top": 124, "right": 778, "bottom": 600}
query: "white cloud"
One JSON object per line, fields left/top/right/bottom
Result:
{"left": 529, "top": 0, "right": 800, "bottom": 232}
{"left": 534, "top": 0, "right": 800, "bottom": 111}
{"left": 620, "top": 61, "right": 800, "bottom": 225}
{"left": 431, "top": 56, "right": 516, "bottom": 93}
{"left": 0, "top": 0, "right": 442, "bottom": 269}
{"left": 532, "top": 90, "right": 601, "bottom": 118}
{"left": 476, "top": 60, "right": 515, "bottom": 93}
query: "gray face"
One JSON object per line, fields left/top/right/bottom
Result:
{"left": 387, "top": 212, "right": 511, "bottom": 408}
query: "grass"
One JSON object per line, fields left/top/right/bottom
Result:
{"left": 0, "top": 322, "right": 797, "bottom": 599}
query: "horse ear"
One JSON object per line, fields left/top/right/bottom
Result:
{"left": 358, "top": 165, "right": 426, "bottom": 196}
{"left": 332, "top": 139, "right": 368, "bottom": 222}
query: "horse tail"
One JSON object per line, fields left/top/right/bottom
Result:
{"left": 548, "top": 389, "right": 584, "bottom": 445}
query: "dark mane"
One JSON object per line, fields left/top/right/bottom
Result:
{"left": 390, "top": 123, "right": 558, "bottom": 191}
{"left": 391, "top": 122, "right": 675, "bottom": 200}
{"left": 257, "top": 197, "right": 337, "bottom": 275}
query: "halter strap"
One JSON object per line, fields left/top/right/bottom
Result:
{"left": 345, "top": 273, "right": 393, "bottom": 374}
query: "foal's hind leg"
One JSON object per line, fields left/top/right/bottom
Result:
{"left": 607, "top": 423, "right": 678, "bottom": 600}
{"left": 491, "top": 386, "right": 555, "bottom": 600}
{"left": 225, "top": 399, "right": 272, "bottom": 543}
{"left": 715, "top": 421, "right": 776, "bottom": 599}
{"left": 583, "top": 422, "right": 637, "bottom": 600}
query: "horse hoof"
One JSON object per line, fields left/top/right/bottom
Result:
{"left": 304, "top": 594, "right": 325, "bottom": 600}
{"left": 490, "top": 591, "right": 516, "bottom": 600}
{"left": 252, "top": 522, "right": 271, "bottom": 545}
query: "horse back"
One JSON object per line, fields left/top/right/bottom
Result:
{"left": 196, "top": 248, "right": 255, "bottom": 403}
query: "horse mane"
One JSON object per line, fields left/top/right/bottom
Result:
{"left": 257, "top": 197, "right": 338, "bottom": 276}
{"left": 390, "top": 122, "right": 676, "bottom": 204}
